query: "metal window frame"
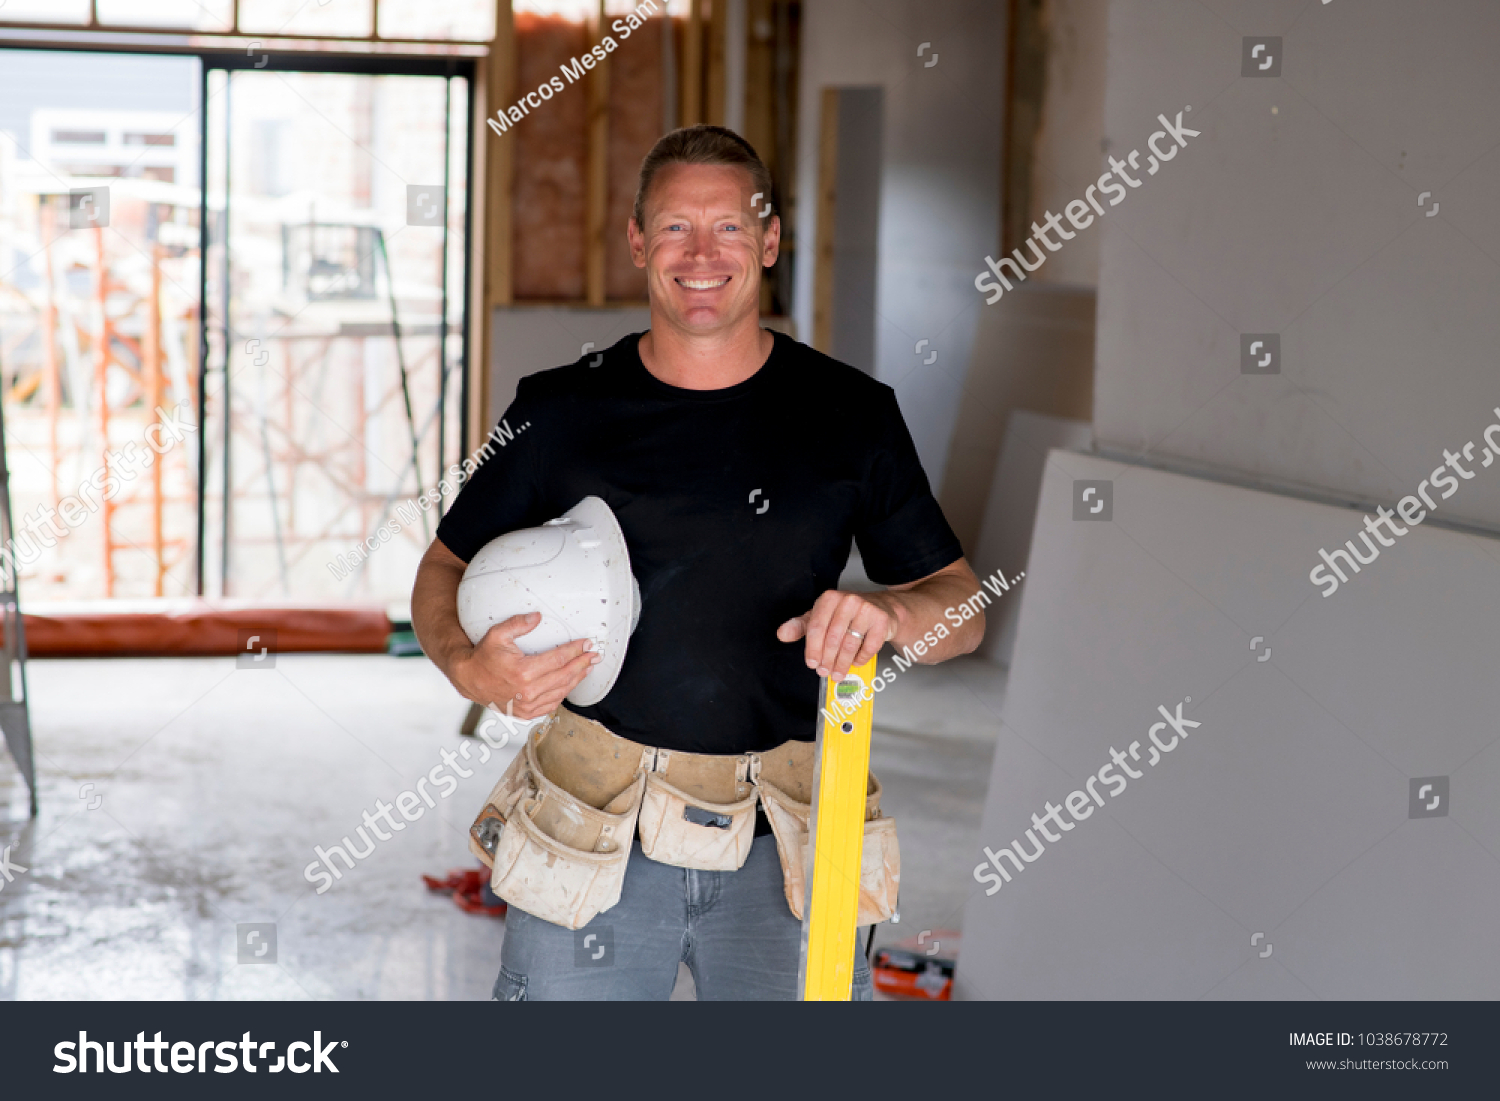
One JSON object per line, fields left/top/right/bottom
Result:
{"left": 0, "top": 37, "right": 477, "bottom": 597}
{"left": 0, "top": 0, "right": 493, "bottom": 49}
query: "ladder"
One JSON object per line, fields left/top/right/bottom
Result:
{"left": 0, "top": 394, "right": 37, "bottom": 817}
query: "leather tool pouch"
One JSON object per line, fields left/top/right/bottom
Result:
{"left": 756, "top": 742, "right": 901, "bottom": 926}
{"left": 637, "top": 749, "right": 759, "bottom": 871}
{"left": 468, "top": 712, "right": 644, "bottom": 930}
{"left": 467, "top": 708, "right": 900, "bottom": 928}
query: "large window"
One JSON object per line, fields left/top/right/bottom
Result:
{"left": 0, "top": 0, "right": 494, "bottom": 41}
{"left": 0, "top": 50, "right": 202, "bottom": 600}
{"left": 0, "top": 47, "right": 473, "bottom": 605}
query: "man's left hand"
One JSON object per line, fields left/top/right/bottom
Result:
{"left": 777, "top": 590, "right": 898, "bottom": 681}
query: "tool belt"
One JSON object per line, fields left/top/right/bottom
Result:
{"left": 469, "top": 705, "right": 900, "bottom": 931}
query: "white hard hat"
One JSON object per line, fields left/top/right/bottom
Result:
{"left": 457, "top": 495, "right": 641, "bottom": 707}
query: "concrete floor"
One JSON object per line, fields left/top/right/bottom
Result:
{"left": 0, "top": 652, "right": 1003, "bottom": 1000}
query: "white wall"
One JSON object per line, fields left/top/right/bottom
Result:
{"left": 1092, "top": 0, "right": 1500, "bottom": 532}
{"left": 793, "top": 0, "right": 1006, "bottom": 485}
{"left": 488, "top": 306, "right": 652, "bottom": 425}
{"left": 972, "top": 410, "right": 1091, "bottom": 665}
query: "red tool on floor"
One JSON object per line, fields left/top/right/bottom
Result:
{"left": 422, "top": 867, "right": 507, "bottom": 917}
{"left": 872, "top": 929, "right": 960, "bottom": 1000}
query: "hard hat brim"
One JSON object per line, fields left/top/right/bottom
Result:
{"left": 561, "top": 495, "right": 636, "bottom": 706}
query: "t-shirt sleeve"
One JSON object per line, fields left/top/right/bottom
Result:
{"left": 854, "top": 387, "right": 966, "bottom": 586}
{"left": 434, "top": 380, "right": 547, "bottom": 562}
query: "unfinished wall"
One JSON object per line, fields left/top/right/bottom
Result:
{"left": 489, "top": 306, "right": 652, "bottom": 427}
{"left": 502, "top": 4, "right": 798, "bottom": 308}
{"left": 1023, "top": 0, "right": 1108, "bottom": 287}
{"left": 604, "top": 11, "right": 663, "bottom": 301}
{"left": 971, "top": 409, "right": 1091, "bottom": 666}
{"left": 511, "top": 13, "right": 590, "bottom": 300}
{"left": 792, "top": 0, "right": 1006, "bottom": 485}
{"left": 939, "top": 0, "right": 1105, "bottom": 552}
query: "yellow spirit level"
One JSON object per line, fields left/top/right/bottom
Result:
{"left": 797, "top": 656, "right": 878, "bottom": 1001}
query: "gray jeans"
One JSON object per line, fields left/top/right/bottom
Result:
{"left": 493, "top": 832, "right": 875, "bottom": 1001}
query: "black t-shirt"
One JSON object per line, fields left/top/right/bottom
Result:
{"left": 436, "top": 330, "right": 963, "bottom": 755}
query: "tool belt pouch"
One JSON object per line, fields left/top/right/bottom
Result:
{"left": 468, "top": 741, "right": 534, "bottom": 869}
{"left": 470, "top": 732, "right": 643, "bottom": 930}
{"left": 637, "top": 758, "right": 759, "bottom": 872}
{"left": 758, "top": 766, "right": 900, "bottom": 927}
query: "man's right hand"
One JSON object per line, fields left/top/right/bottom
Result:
{"left": 450, "top": 611, "right": 601, "bottom": 720}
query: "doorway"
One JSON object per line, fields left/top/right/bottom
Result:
{"left": 201, "top": 56, "right": 473, "bottom": 603}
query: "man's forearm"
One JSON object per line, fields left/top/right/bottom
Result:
{"left": 411, "top": 542, "right": 474, "bottom": 683}
{"left": 411, "top": 538, "right": 599, "bottom": 718}
{"left": 880, "top": 568, "right": 985, "bottom": 664}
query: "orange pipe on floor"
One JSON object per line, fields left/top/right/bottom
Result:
{"left": 3, "top": 602, "right": 391, "bottom": 657}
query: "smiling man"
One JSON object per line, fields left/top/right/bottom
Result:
{"left": 412, "top": 125, "right": 983, "bottom": 1001}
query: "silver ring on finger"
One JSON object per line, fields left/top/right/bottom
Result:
{"left": 847, "top": 629, "right": 864, "bottom": 639}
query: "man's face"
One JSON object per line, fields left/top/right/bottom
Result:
{"left": 628, "top": 162, "right": 780, "bottom": 336}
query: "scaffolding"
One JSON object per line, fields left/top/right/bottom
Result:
{"left": 0, "top": 176, "right": 459, "bottom": 603}
{"left": 0, "top": 183, "right": 198, "bottom": 601}
{"left": 214, "top": 213, "right": 451, "bottom": 601}
{"left": 0, "top": 65, "right": 465, "bottom": 607}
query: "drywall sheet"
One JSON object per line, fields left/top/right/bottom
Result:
{"left": 958, "top": 451, "right": 1500, "bottom": 999}
{"left": 1092, "top": 0, "right": 1500, "bottom": 531}
{"left": 972, "top": 410, "right": 1091, "bottom": 667}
